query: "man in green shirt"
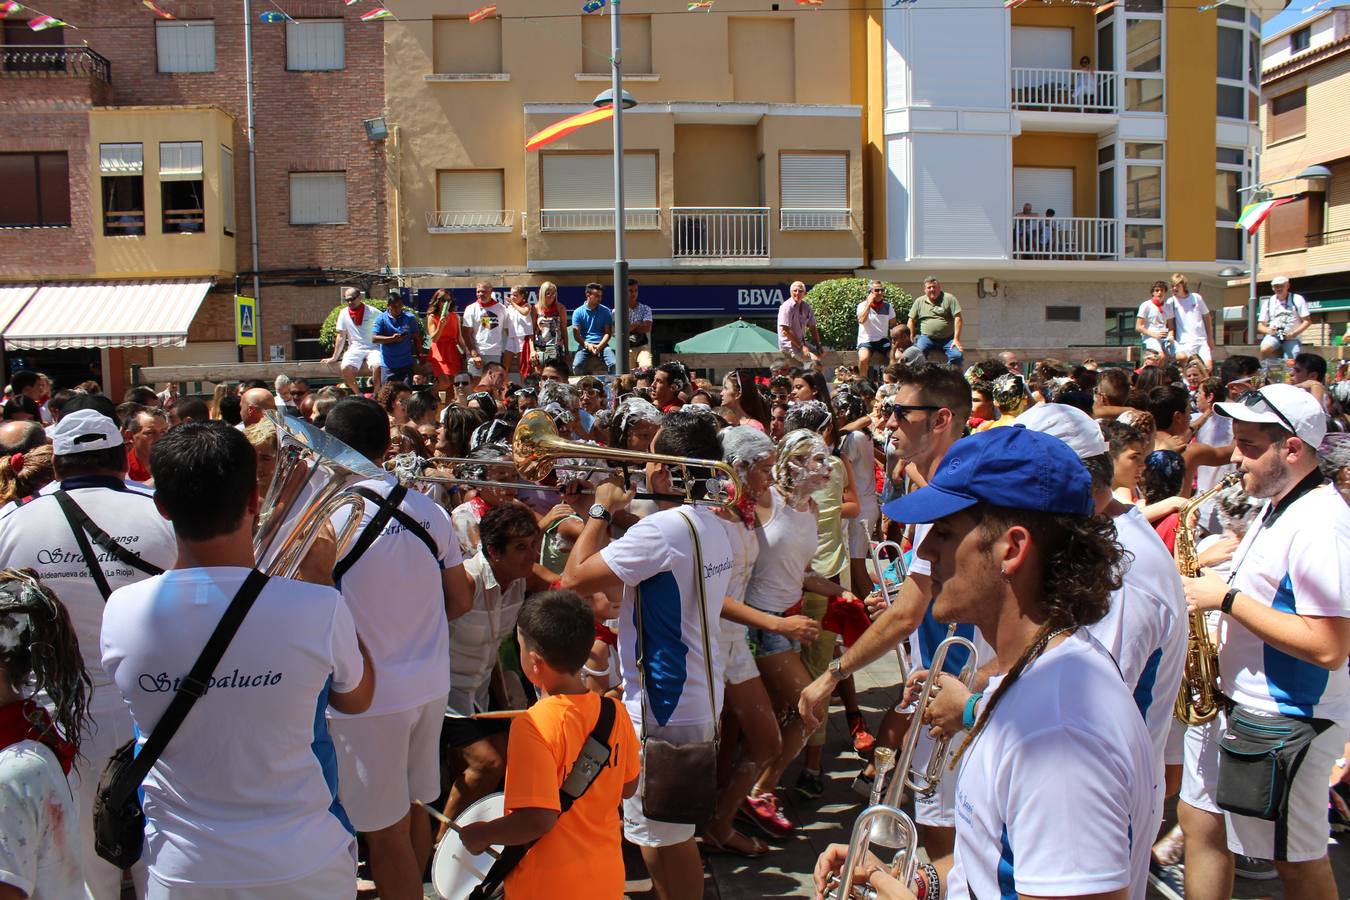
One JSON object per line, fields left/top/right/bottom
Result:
{"left": 907, "top": 276, "right": 965, "bottom": 368}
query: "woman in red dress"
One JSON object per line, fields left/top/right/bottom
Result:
{"left": 427, "top": 288, "right": 466, "bottom": 393}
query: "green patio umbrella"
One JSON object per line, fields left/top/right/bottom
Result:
{"left": 674, "top": 319, "right": 780, "bottom": 355}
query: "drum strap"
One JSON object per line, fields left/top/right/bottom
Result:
{"left": 468, "top": 696, "right": 619, "bottom": 899}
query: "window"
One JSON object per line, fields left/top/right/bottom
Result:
{"left": 540, "top": 152, "right": 658, "bottom": 230}
{"left": 287, "top": 18, "right": 344, "bottom": 71}
{"left": 434, "top": 170, "right": 508, "bottom": 229}
{"left": 1105, "top": 308, "right": 1137, "bottom": 346}
{"left": 1290, "top": 26, "right": 1310, "bottom": 53}
{"left": 156, "top": 20, "right": 215, "bottom": 73}
{"left": 1265, "top": 195, "right": 1325, "bottom": 253}
{"left": 220, "top": 146, "right": 235, "bottom": 235}
{"left": 159, "top": 142, "right": 204, "bottom": 233}
{"left": 581, "top": 14, "right": 652, "bottom": 74}
{"left": 1270, "top": 89, "right": 1307, "bottom": 142}
{"left": 3, "top": 19, "right": 65, "bottom": 71}
{"left": 1123, "top": 9, "right": 1163, "bottom": 113}
{"left": 1125, "top": 19, "right": 1161, "bottom": 72}
{"left": 290, "top": 172, "right": 347, "bottom": 225}
{"left": 780, "top": 152, "right": 849, "bottom": 230}
{"left": 292, "top": 325, "right": 326, "bottom": 361}
{"left": 1217, "top": 9, "right": 1259, "bottom": 122}
{"left": 100, "top": 142, "right": 145, "bottom": 236}
{"left": 1215, "top": 147, "right": 1245, "bottom": 261}
{"left": 1122, "top": 141, "right": 1163, "bottom": 258}
{"left": 432, "top": 16, "right": 502, "bottom": 74}
{"left": 0, "top": 152, "right": 70, "bottom": 227}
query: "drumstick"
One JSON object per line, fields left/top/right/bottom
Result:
{"left": 471, "top": 709, "right": 528, "bottom": 720}
{"left": 418, "top": 802, "right": 501, "bottom": 860}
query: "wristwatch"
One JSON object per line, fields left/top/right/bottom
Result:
{"left": 828, "top": 658, "right": 846, "bottom": 682}
{"left": 588, "top": 503, "right": 612, "bottom": 524}
{"left": 1221, "top": 587, "right": 1240, "bottom": 615}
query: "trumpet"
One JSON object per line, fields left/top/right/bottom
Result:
{"left": 510, "top": 409, "right": 745, "bottom": 510}
{"left": 870, "top": 540, "right": 913, "bottom": 708}
{"left": 824, "top": 803, "right": 920, "bottom": 900}
{"left": 1173, "top": 471, "right": 1243, "bottom": 726}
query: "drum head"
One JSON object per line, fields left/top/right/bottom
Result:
{"left": 432, "top": 792, "right": 506, "bottom": 900}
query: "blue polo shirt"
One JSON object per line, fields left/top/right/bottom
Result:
{"left": 373, "top": 309, "right": 420, "bottom": 369}
{"left": 571, "top": 303, "right": 613, "bottom": 345}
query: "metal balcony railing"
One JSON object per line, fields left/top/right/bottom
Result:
{"left": 0, "top": 45, "right": 112, "bottom": 84}
{"left": 780, "top": 207, "right": 851, "bottom": 231}
{"left": 1011, "top": 67, "right": 1117, "bottom": 114}
{"left": 672, "top": 207, "right": 770, "bottom": 258}
{"left": 1012, "top": 215, "right": 1119, "bottom": 260}
{"left": 539, "top": 208, "right": 660, "bottom": 231}
{"left": 426, "top": 209, "right": 514, "bottom": 232}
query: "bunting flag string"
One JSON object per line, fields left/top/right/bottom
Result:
{"left": 525, "top": 105, "right": 615, "bottom": 151}
{"left": 142, "top": 0, "right": 175, "bottom": 19}
{"left": 583, "top": 0, "right": 606, "bottom": 13}
{"left": 688, "top": 0, "right": 714, "bottom": 9}
{"left": 0, "top": 1, "right": 23, "bottom": 14}
{"left": 360, "top": 7, "right": 393, "bottom": 20}
{"left": 469, "top": 4, "right": 497, "bottom": 22}
{"left": 28, "top": 12, "right": 67, "bottom": 29}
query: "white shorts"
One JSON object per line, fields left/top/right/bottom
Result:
{"left": 505, "top": 334, "right": 528, "bottom": 354}
{"left": 329, "top": 697, "right": 444, "bottom": 832}
{"left": 467, "top": 354, "right": 502, "bottom": 377}
{"left": 146, "top": 849, "right": 356, "bottom": 900}
{"left": 623, "top": 718, "right": 715, "bottom": 847}
{"left": 1180, "top": 716, "right": 1221, "bottom": 814}
{"left": 341, "top": 346, "right": 381, "bottom": 372}
{"left": 911, "top": 725, "right": 960, "bottom": 828}
{"left": 1175, "top": 340, "right": 1212, "bottom": 365}
{"left": 720, "top": 621, "right": 760, "bottom": 686}
{"left": 1164, "top": 716, "right": 1185, "bottom": 767}
{"left": 1141, "top": 336, "right": 1168, "bottom": 355}
{"left": 847, "top": 509, "right": 878, "bottom": 558}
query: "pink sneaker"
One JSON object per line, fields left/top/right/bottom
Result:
{"left": 738, "top": 792, "right": 793, "bottom": 838}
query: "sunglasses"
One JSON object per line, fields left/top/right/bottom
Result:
{"left": 1236, "top": 389, "right": 1297, "bottom": 437}
{"left": 454, "top": 377, "right": 471, "bottom": 386}
{"left": 883, "top": 402, "right": 941, "bottom": 421}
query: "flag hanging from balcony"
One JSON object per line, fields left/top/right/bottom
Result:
{"left": 0, "top": 1, "right": 23, "bottom": 14}
{"left": 1235, "top": 197, "right": 1295, "bottom": 235}
{"left": 28, "top": 13, "right": 66, "bottom": 29}
{"left": 525, "top": 106, "right": 615, "bottom": 151}
{"left": 143, "top": 0, "right": 175, "bottom": 19}
{"left": 469, "top": 5, "right": 496, "bottom": 22}
{"left": 360, "top": 7, "right": 393, "bottom": 21}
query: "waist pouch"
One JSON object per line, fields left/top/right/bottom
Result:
{"left": 1216, "top": 704, "right": 1333, "bottom": 822}
{"left": 640, "top": 737, "right": 717, "bottom": 825}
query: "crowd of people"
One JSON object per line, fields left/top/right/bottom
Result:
{"left": 0, "top": 277, "right": 1349, "bottom": 900}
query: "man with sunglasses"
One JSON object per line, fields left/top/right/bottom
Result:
{"left": 1179, "top": 383, "right": 1349, "bottom": 900}
{"left": 856, "top": 281, "right": 896, "bottom": 375}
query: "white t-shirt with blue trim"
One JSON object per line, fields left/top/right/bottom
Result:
{"left": 1221, "top": 482, "right": 1350, "bottom": 721}
{"left": 601, "top": 506, "right": 734, "bottom": 727}
{"left": 101, "top": 568, "right": 364, "bottom": 888}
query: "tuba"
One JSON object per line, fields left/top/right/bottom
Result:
{"left": 1173, "top": 471, "right": 1243, "bottom": 726}
{"left": 253, "top": 412, "right": 383, "bottom": 579}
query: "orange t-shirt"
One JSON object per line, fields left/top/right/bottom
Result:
{"left": 503, "top": 692, "right": 640, "bottom": 900}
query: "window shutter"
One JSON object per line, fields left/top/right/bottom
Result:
{"left": 1270, "top": 89, "right": 1306, "bottom": 142}
{"left": 156, "top": 21, "right": 215, "bottom": 73}
{"left": 1013, "top": 167, "right": 1073, "bottom": 216}
{"left": 1265, "top": 197, "right": 1307, "bottom": 253}
{"left": 437, "top": 171, "right": 503, "bottom": 211}
{"left": 290, "top": 172, "right": 348, "bottom": 225}
{"left": 287, "top": 19, "right": 344, "bottom": 71}
{"left": 160, "top": 142, "right": 204, "bottom": 180}
{"left": 541, "top": 153, "right": 656, "bottom": 208}
{"left": 780, "top": 153, "right": 847, "bottom": 209}
{"left": 100, "top": 143, "right": 144, "bottom": 175}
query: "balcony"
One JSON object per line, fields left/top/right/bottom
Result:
{"left": 673, "top": 208, "right": 770, "bottom": 260}
{"left": 781, "top": 208, "right": 851, "bottom": 231}
{"left": 426, "top": 209, "right": 515, "bottom": 234}
{"left": 0, "top": 45, "right": 113, "bottom": 107}
{"left": 539, "top": 208, "right": 660, "bottom": 232}
{"left": 2, "top": 45, "right": 111, "bottom": 82}
{"left": 1011, "top": 67, "right": 1118, "bottom": 114}
{"left": 1012, "top": 215, "right": 1119, "bottom": 261}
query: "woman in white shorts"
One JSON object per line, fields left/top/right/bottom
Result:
{"left": 834, "top": 388, "right": 881, "bottom": 595}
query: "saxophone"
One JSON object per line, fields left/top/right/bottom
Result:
{"left": 1173, "top": 471, "right": 1243, "bottom": 726}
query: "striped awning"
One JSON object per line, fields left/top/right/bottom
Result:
{"left": 3, "top": 279, "right": 213, "bottom": 349}
{"left": 0, "top": 286, "right": 38, "bottom": 335}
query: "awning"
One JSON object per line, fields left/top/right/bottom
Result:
{"left": 1307, "top": 297, "right": 1350, "bottom": 314}
{"left": 0, "top": 286, "right": 38, "bottom": 335}
{"left": 3, "top": 279, "right": 213, "bottom": 350}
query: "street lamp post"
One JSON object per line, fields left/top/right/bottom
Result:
{"left": 594, "top": 0, "right": 637, "bottom": 377}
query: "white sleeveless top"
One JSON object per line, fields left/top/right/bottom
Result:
{"left": 745, "top": 488, "right": 820, "bottom": 613}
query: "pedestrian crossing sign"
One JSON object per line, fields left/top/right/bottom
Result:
{"left": 235, "top": 295, "right": 257, "bottom": 346}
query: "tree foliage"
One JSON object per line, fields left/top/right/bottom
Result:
{"left": 806, "top": 278, "right": 914, "bottom": 351}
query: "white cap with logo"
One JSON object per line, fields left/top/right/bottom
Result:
{"left": 50, "top": 409, "right": 124, "bottom": 457}
{"left": 1214, "top": 383, "right": 1327, "bottom": 449}
{"left": 1014, "top": 401, "right": 1110, "bottom": 460}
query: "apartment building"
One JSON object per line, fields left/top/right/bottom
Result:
{"left": 0, "top": 2, "right": 385, "bottom": 393}
{"left": 1245, "top": 7, "right": 1350, "bottom": 349}
{"left": 384, "top": 0, "right": 865, "bottom": 353}
{"left": 862, "top": 0, "right": 1276, "bottom": 354}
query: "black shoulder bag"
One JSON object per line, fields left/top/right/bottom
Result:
{"left": 332, "top": 484, "right": 439, "bottom": 584}
{"left": 93, "top": 569, "right": 270, "bottom": 868}
{"left": 467, "top": 695, "right": 620, "bottom": 900}
{"left": 53, "top": 490, "right": 165, "bottom": 600}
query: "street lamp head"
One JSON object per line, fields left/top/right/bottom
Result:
{"left": 1297, "top": 164, "right": 1332, "bottom": 180}
{"left": 1217, "top": 266, "right": 1248, "bottom": 279}
{"left": 592, "top": 88, "right": 637, "bottom": 110}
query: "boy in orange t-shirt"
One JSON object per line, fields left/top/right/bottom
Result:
{"left": 459, "top": 590, "right": 640, "bottom": 899}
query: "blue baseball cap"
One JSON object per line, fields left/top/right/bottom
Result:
{"left": 883, "top": 425, "right": 1094, "bottom": 524}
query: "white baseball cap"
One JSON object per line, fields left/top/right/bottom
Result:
{"left": 50, "top": 409, "right": 123, "bottom": 457}
{"left": 1271, "top": 275, "right": 1290, "bottom": 287}
{"left": 1015, "top": 402, "right": 1110, "bottom": 460}
{"left": 1215, "top": 383, "right": 1327, "bottom": 448}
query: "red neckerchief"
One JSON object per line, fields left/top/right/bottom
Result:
{"left": 1151, "top": 295, "right": 1165, "bottom": 309}
{"left": 469, "top": 496, "right": 491, "bottom": 518}
{"left": 0, "top": 700, "right": 76, "bottom": 774}
{"left": 127, "top": 453, "right": 152, "bottom": 484}
{"left": 349, "top": 304, "right": 365, "bottom": 327}
{"left": 871, "top": 299, "right": 886, "bottom": 310}
{"left": 478, "top": 297, "right": 497, "bottom": 309}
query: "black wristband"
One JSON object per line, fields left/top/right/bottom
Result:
{"left": 1221, "top": 588, "right": 1239, "bottom": 615}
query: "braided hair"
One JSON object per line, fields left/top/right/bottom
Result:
{"left": 949, "top": 505, "right": 1124, "bottom": 767}
{"left": 0, "top": 569, "right": 92, "bottom": 753}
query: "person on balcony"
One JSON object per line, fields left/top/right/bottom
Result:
{"left": 1074, "top": 55, "right": 1098, "bottom": 108}
{"left": 908, "top": 277, "right": 965, "bottom": 368}
{"left": 571, "top": 283, "right": 617, "bottom": 375}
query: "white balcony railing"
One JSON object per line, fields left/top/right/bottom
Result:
{"left": 426, "top": 209, "right": 514, "bottom": 232}
{"left": 672, "top": 207, "right": 770, "bottom": 258}
{"left": 1012, "top": 215, "right": 1119, "bottom": 261}
{"left": 539, "top": 208, "right": 661, "bottom": 231}
{"left": 1010, "top": 67, "right": 1118, "bottom": 114}
{"left": 780, "top": 207, "right": 852, "bottom": 231}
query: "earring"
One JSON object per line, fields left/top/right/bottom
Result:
{"left": 1000, "top": 567, "right": 1011, "bottom": 581}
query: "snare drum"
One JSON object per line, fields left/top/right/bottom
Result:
{"left": 431, "top": 792, "right": 506, "bottom": 900}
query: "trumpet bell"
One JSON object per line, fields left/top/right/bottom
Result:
{"left": 512, "top": 408, "right": 565, "bottom": 483}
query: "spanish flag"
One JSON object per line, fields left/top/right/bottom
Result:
{"left": 525, "top": 106, "right": 615, "bottom": 152}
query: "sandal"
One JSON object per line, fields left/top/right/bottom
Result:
{"left": 701, "top": 829, "right": 770, "bottom": 859}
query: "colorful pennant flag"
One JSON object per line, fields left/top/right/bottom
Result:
{"left": 360, "top": 6, "right": 392, "bottom": 20}
{"left": 1004, "top": 0, "right": 1028, "bottom": 8}
{"left": 796, "top": 0, "right": 824, "bottom": 5}
{"left": 468, "top": 4, "right": 496, "bottom": 22}
{"left": 142, "top": 0, "right": 174, "bottom": 19}
{"left": 1235, "top": 197, "right": 1295, "bottom": 235}
{"left": 0, "top": 1, "right": 23, "bottom": 14}
{"left": 1093, "top": 0, "right": 1116, "bottom": 11}
{"left": 344, "top": 0, "right": 359, "bottom": 5}
{"left": 259, "top": 10, "right": 285, "bottom": 22}
{"left": 28, "top": 13, "right": 65, "bottom": 29}
{"left": 583, "top": 0, "right": 606, "bottom": 12}
{"left": 688, "top": 0, "right": 713, "bottom": 8}
{"left": 525, "top": 105, "right": 615, "bottom": 152}
{"left": 1300, "top": 0, "right": 1333, "bottom": 11}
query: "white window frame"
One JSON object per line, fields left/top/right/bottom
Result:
{"left": 286, "top": 18, "right": 344, "bottom": 71}
{"left": 1121, "top": 8, "right": 1164, "bottom": 114}
{"left": 779, "top": 152, "right": 850, "bottom": 231}
{"left": 289, "top": 171, "right": 348, "bottom": 225}
{"left": 99, "top": 143, "right": 143, "bottom": 175}
{"left": 1215, "top": 4, "right": 1258, "bottom": 124}
{"left": 155, "top": 20, "right": 216, "bottom": 73}
{"left": 220, "top": 145, "right": 235, "bottom": 235}
{"left": 159, "top": 142, "right": 204, "bottom": 180}
{"left": 431, "top": 170, "right": 511, "bottom": 232}
{"left": 1215, "top": 146, "right": 1246, "bottom": 263}
{"left": 1121, "top": 140, "right": 1164, "bottom": 259}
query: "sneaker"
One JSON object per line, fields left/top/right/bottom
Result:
{"left": 1234, "top": 854, "right": 1278, "bottom": 881}
{"left": 794, "top": 768, "right": 825, "bottom": 800}
{"left": 737, "top": 793, "right": 793, "bottom": 838}
{"left": 848, "top": 713, "right": 876, "bottom": 756}
{"left": 1147, "top": 860, "right": 1185, "bottom": 900}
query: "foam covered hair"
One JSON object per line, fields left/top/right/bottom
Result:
{"left": 720, "top": 425, "right": 775, "bottom": 474}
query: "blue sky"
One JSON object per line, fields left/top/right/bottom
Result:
{"left": 1263, "top": 2, "right": 1344, "bottom": 37}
